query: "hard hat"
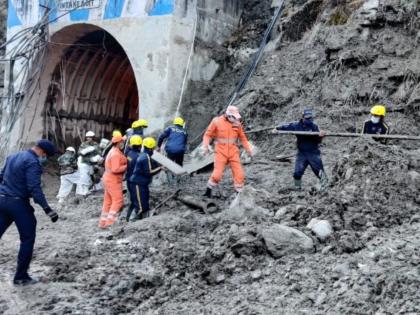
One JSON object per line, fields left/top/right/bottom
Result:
{"left": 226, "top": 106, "right": 241, "bottom": 120}
{"left": 132, "top": 119, "right": 148, "bottom": 128}
{"left": 130, "top": 135, "right": 143, "bottom": 146}
{"left": 85, "top": 131, "right": 95, "bottom": 138}
{"left": 66, "top": 146, "right": 76, "bottom": 153}
{"left": 303, "top": 109, "right": 313, "bottom": 119}
{"left": 173, "top": 117, "right": 185, "bottom": 127}
{"left": 112, "top": 130, "right": 122, "bottom": 137}
{"left": 143, "top": 137, "right": 157, "bottom": 149}
{"left": 370, "top": 104, "right": 386, "bottom": 116}
{"left": 111, "top": 135, "right": 124, "bottom": 144}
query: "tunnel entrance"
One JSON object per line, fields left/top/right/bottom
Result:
{"left": 44, "top": 24, "right": 139, "bottom": 150}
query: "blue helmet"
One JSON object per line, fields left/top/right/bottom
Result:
{"left": 37, "top": 139, "right": 56, "bottom": 157}
{"left": 303, "top": 109, "right": 313, "bottom": 119}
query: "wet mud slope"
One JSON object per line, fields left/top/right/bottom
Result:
{"left": 1, "top": 0, "right": 420, "bottom": 314}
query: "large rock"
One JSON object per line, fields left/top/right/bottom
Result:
{"left": 261, "top": 224, "right": 314, "bottom": 258}
{"left": 226, "top": 185, "right": 270, "bottom": 220}
{"left": 307, "top": 219, "right": 333, "bottom": 241}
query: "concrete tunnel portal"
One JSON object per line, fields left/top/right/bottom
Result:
{"left": 43, "top": 24, "right": 139, "bottom": 150}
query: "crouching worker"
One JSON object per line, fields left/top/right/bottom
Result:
{"left": 362, "top": 105, "right": 389, "bottom": 145}
{"left": 99, "top": 135, "right": 127, "bottom": 228}
{"left": 273, "top": 109, "right": 328, "bottom": 191}
{"left": 57, "top": 147, "right": 79, "bottom": 203}
{"left": 130, "top": 137, "right": 163, "bottom": 220}
{"left": 125, "top": 135, "right": 142, "bottom": 221}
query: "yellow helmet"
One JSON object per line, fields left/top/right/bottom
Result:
{"left": 130, "top": 135, "right": 143, "bottom": 146}
{"left": 132, "top": 119, "right": 148, "bottom": 129}
{"left": 173, "top": 117, "right": 185, "bottom": 127}
{"left": 370, "top": 105, "right": 386, "bottom": 117}
{"left": 143, "top": 137, "right": 157, "bottom": 149}
{"left": 112, "top": 130, "right": 122, "bottom": 137}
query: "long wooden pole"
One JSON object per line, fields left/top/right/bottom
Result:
{"left": 246, "top": 127, "right": 420, "bottom": 141}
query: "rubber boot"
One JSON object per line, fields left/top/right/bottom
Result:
{"left": 126, "top": 205, "right": 134, "bottom": 222}
{"left": 294, "top": 179, "right": 302, "bottom": 191}
{"left": 319, "top": 170, "right": 329, "bottom": 191}
{"left": 203, "top": 187, "right": 212, "bottom": 198}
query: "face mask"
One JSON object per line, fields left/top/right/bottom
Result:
{"left": 118, "top": 142, "right": 125, "bottom": 150}
{"left": 371, "top": 116, "right": 380, "bottom": 124}
{"left": 303, "top": 118, "right": 313, "bottom": 125}
{"left": 227, "top": 115, "right": 237, "bottom": 124}
{"left": 38, "top": 156, "right": 47, "bottom": 165}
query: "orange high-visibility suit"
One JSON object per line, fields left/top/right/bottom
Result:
{"left": 99, "top": 146, "right": 127, "bottom": 228}
{"left": 203, "top": 115, "right": 252, "bottom": 192}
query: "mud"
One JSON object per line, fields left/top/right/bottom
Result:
{"left": 1, "top": 0, "right": 420, "bottom": 314}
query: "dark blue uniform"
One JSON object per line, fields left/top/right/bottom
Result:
{"left": 277, "top": 119, "right": 324, "bottom": 180}
{"left": 362, "top": 120, "right": 389, "bottom": 135}
{"left": 157, "top": 125, "right": 188, "bottom": 166}
{"left": 0, "top": 150, "right": 51, "bottom": 281}
{"left": 125, "top": 148, "right": 141, "bottom": 220}
{"left": 129, "top": 149, "right": 162, "bottom": 218}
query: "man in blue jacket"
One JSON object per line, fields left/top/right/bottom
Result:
{"left": 130, "top": 137, "right": 163, "bottom": 220}
{"left": 0, "top": 140, "right": 59, "bottom": 285}
{"left": 274, "top": 109, "right": 328, "bottom": 191}
{"left": 125, "top": 135, "right": 142, "bottom": 221}
{"left": 157, "top": 117, "right": 188, "bottom": 166}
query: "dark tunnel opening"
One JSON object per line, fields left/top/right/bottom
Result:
{"left": 44, "top": 26, "right": 139, "bottom": 151}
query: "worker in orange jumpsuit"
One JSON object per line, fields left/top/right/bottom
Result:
{"left": 202, "top": 105, "right": 253, "bottom": 198}
{"left": 99, "top": 135, "right": 127, "bottom": 228}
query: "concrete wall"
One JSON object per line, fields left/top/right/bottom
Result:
{"left": 2, "top": 0, "right": 245, "bottom": 153}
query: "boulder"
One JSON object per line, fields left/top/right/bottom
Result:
{"left": 226, "top": 186, "right": 270, "bottom": 220}
{"left": 307, "top": 219, "right": 333, "bottom": 241}
{"left": 261, "top": 224, "right": 314, "bottom": 258}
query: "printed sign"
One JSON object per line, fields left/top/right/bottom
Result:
{"left": 57, "top": 0, "right": 102, "bottom": 11}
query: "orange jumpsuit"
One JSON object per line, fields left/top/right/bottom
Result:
{"left": 203, "top": 115, "right": 252, "bottom": 192}
{"left": 99, "top": 146, "right": 127, "bottom": 228}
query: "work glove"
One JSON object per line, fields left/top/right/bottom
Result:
{"left": 44, "top": 207, "right": 59, "bottom": 223}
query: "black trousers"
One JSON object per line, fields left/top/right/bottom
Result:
{"left": 166, "top": 152, "right": 184, "bottom": 166}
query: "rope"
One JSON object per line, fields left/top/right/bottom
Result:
{"left": 175, "top": 9, "right": 198, "bottom": 118}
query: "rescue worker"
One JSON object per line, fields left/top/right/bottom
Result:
{"left": 0, "top": 139, "right": 59, "bottom": 285}
{"left": 76, "top": 131, "right": 99, "bottom": 197}
{"left": 202, "top": 106, "right": 253, "bottom": 198}
{"left": 273, "top": 109, "right": 328, "bottom": 191}
{"left": 157, "top": 117, "right": 188, "bottom": 166}
{"left": 125, "top": 135, "right": 143, "bottom": 221}
{"left": 362, "top": 104, "right": 389, "bottom": 135}
{"left": 124, "top": 119, "right": 148, "bottom": 155}
{"left": 56, "top": 147, "right": 79, "bottom": 203}
{"left": 102, "top": 130, "right": 122, "bottom": 159}
{"left": 99, "top": 135, "right": 127, "bottom": 228}
{"left": 130, "top": 137, "right": 163, "bottom": 220}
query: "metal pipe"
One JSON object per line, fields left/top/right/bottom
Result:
{"left": 176, "top": 194, "right": 217, "bottom": 214}
{"left": 247, "top": 128, "right": 420, "bottom": 140}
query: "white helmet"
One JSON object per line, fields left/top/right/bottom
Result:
{"left": 85, "top": 131, "right": 95, "bottom": 138}
{"left": 66, "top": 146, "right": 76, "bottom": 153}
